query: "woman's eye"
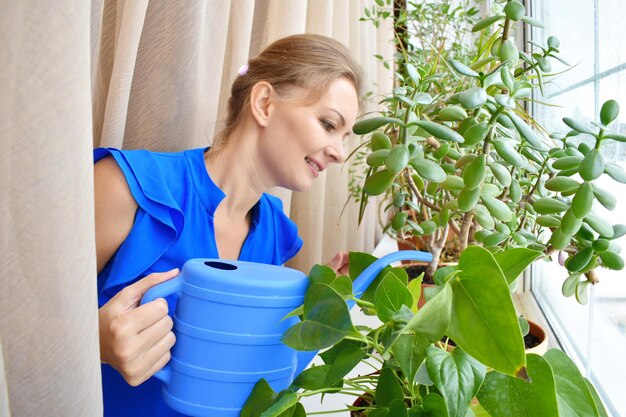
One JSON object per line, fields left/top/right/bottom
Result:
{"left": 321, "top": 120, "right": 335, "bottom": 132}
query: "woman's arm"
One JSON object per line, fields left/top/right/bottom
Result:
{"left": 94, "top": 156, "right": 137, "bottom": 273}
{"left": 94, "top": 156, "right": 176, "bottom": 386}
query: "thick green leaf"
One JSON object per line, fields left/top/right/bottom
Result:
{"left": 414, "top": 121, "right": 465, "bottom": 143}
{"left": 600, "top": 99, "right": 619, "bottom": 126}
{"left": 367, "top": 149, "right": 391, "bottom": 167}
{"left": 494, "top": 248, "right": 543, "bottom": 285}
{"left": 474, "top": 204, "right": 496, "bottom": 230}
{"left": 449, "top": 59, "right": 479, "bottom": 77}
{"left": 552, "top": 156, "right": 583, "bottom": 170}
{"left": 392, "top": 334, "right": 430, "bottom": 383}
{"left": 533, "top": 198, "right": 568, "bottom": 214}
{"left": 463, "top": 122, "right": 490, "bottom": 146}
{"left": 562, "top": 117, "right": 596, "bottom": 136}
{"left": 489, "top": 162, "right": 512, "bottom": 187}
{"left": 544, "top": 349, "right": 607, "bottom": 417}
{"left": 376, "top": 366, "right": 405, "bottom": 407}
{"left": 545, "top": 177, "right": 579, "bottom": 192}
{"left": 482, "top": 195, "right": 513, "bottom": 222}
{"left": 426, "top": 347, "right": 487, "bottom": 417}
{"left": 439, "top": 106, "right": 469, "bottom": 122}
{"left": 599, "top": 251, "right": 624, "bottom": 270}
{"left": 477, "top": 354, "right": 559, "bottom": 417}
{"left": 504, "top": 1, "right": 525, "bottom": 21}
{"left": 403, "top": 283, "right": 453, "bottom": 343}
{"left": 282, "top": 283, "right": 358, "bottom": 350}
{"left": 571, "top": 182, "right": 594, "bottom": 218}
{"left": 605, "top": 163, "right": 626, "bottom": 183}
{"left": 536, "top": 215, "right": 561, "bottom": 228}
{"left": 411, "top": 158, "right": 447, "bottom": 182}
{"left": 472, "top": 15, "right": 504, "bottom": 32}
{"left": 509, "top": 178, "right": 522, "bottom": 203}
{"left": 458, "top": 186, "right": 481, "bottom": 212}
{"left": 604, "top": 132, "right": 626, "bottom": 142}
{"left": 353, "top": 117, "right": 405, "bottom": 135}
{"left": 584, "top": 213, "right": 614, "bottom": 237}
{"left": 520, "top": 15, "right": 545, "bottom": 27}
{"left": 560, "top": 209, "right": 583, "bottom": 235}
{"left": 371, "top": 131, "right": 392, "bottom": 150}
{"left": 463, "top": 154, "right": 487, "bottom": 189}
{"left": 375, "top": 272, "right": 414, "bottom": 322}
{"left": 592, "top": 185, "right": 617, "bottom": 210}
{"left": 387, "top": 146, "right": 410, "bottom": 174}
{"left": 447, "top": 247, "right": 526, "bottom": 377}
{"left": 499, "top": 40, "right": 519, "bottom": 66}
{"left": 241, "top": 379, "right": 277, "bottom": 417}
{"left": 459, "top": 87, "right": 488, "bottom": 110}
{"left": 579, "top": 149, "right": 605, "bottom": 181}
{"left": 566, "top": 248, "right": 593, "bottom": 272}
{"left": 493, "top": 140, "right": 526, "bottom": 168}
{"left": 364, "top": 169, "right": 396, "bottom": 196}
{"left": 507, "top": 112, "right": 548, "bottom": 151}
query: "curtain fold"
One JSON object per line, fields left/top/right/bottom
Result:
{"left": 1, "top": 1, "right": 392, "bottom": 414}
{"left": 1, "top": 1, "right": 102, "bottom": 416}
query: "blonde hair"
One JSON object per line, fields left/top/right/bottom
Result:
{"left": 214, "top": 34, "right": 363, "bottom": 148}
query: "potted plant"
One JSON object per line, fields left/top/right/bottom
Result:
{"left": 242, "top": 0, "right": 623, "bottom": 415}
{"left": 241, "top": 248, "right": 608, "bottom": 416}
{"left": 350, "top": 0, "right": 625, "bottom": 298}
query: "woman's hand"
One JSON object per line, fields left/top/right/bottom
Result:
{"left": 327, "top": 251, "right": 349, "bottom": 276}
{"left": 98, "top": 269, "right": 179, "bottom": 386}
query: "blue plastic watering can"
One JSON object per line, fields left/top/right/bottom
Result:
{"left": 141, "top": 250, "right": 432, "bottom": 416}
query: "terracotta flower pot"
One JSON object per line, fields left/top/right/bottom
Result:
{"left": 524, "top": 319, "right": 549, "bottom": 355}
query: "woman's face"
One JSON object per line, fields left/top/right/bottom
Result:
{"left": 259, "top": 77, "right": 359, "bottom": 192}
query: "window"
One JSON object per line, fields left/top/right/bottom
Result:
{"left": 529, "top": 1, "right": 626, "bottom": 415}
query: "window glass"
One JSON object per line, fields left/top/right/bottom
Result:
{"left": 531, "top": 1, "right": 626, "bottom": 416}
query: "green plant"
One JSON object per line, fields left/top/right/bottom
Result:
{"left": 242, "top": 249, "right": 608, "bottom": 416}
{"left": 352, "top": 0, "right": 625, "bottom": 292}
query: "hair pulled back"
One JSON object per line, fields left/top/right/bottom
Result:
{"left": 214, "top": 34, "right": 363, "bottom": 148}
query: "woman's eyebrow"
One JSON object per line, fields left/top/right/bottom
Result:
{"left": 327, "top": 108, "right": 346, "bottom": 127}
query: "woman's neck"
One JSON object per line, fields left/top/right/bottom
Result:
{"left": 204, "top": 129, "right": 269, "bottom": 219}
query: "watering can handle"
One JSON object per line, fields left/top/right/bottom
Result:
{"left": 294, "top": 250, "right": 432, "bottom": 375}
{"left": 140, "top": 275, "right": 183, "bottom": 385}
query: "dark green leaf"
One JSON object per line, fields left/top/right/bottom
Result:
{"left": 392, "top": 334, "right": 429, "bottom": 383}
{"left": 426, "top": 347, "right": 486, "bottom": 417}
{"left": 414, "top": 121, "right": 465, "bottom": 143}
{"left": 494, "top": 248, "right": 543, "bottom": 285}
{"left": 579, "top": 149, "right": 605, "bottom": 181}
{"left": 353, "top": 117, "right": 405, "bottom": 135}
{"left": 241, "top": 379, "right": 277, "bottom": 417}
{"left": 375, "top": 367, "right": 404, "bottom": 407}
{"left": 375, "top": 272, "right": 414, "bottom": 322}
{"left": 447, "top": 247, "right": 526, "bottom": 376}
{"left": 477, "top": 355, "right": 559, "bottom": 417}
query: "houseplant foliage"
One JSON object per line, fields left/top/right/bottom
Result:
{"left": 242, "top": 250, "right": 608, "bottom": 416}
{"left": 352, "top": 0, "right": 625, "bottom": 298}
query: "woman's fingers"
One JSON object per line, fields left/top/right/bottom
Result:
{"left": 98, "top": 268, "right": 179, "bottom": 386}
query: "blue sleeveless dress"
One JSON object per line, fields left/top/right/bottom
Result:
{"left": 94, "top": 147, "right": 303, "bottom": 416}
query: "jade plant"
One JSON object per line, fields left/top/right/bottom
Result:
{"left": 351, "top": 0, "right": 626, "bottom": 296}
{"left": 242, "top": 249, "right": 608, "bottom": 416}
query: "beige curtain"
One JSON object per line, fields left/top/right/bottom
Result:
{"left": 1, "top": 0, "right": 392, "bottom": 415}
{"left": 1, "top": 1, "right": 103, "bottom": 416}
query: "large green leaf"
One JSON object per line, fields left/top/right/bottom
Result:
{"left": 319, "top": 340, "right": 365, "bottom": 386}
{"left": 392, "top": 333, "right": 430, "bottom": 383}
{"left": 375, "top": 366, "right": 405, "bottom": 407}
{"left": 426, "top": 347, "right": 486, "bottom": 417}
{"left": 417, "top": 393, "right": 450, "bottom": 417}
{"left": 477, "top": 354, "right": 559, "bottom": 417}
{"left": 494, "top": 248, "right": 543, "bottom": 285}
{"left": 375, "top": 272, "right": 415, "bottom": 322}
{"left": 241, "top": 379, "right": 277, "bottom": 417}
{"left": 403, "top": 283, "right": 453, "bottom": 343}
{"left": 447, "top": 247, "right": 526, "bottom": 377}
{"left": 544, "top": 349, "right": 608, "bottom": 417}
{"left": 281, "top": 283, "right": 358, "bottom": 350}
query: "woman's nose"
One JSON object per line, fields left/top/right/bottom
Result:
{"left": 325, "top": 138, "right": 346, "bottom": 164}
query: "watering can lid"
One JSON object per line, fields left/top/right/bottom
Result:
{"left": 180, "top": 258, "right": 309, "bottom": 298}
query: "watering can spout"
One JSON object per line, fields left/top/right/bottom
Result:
{"left": 294, "top": 250, "right": 432, "bottom": 376}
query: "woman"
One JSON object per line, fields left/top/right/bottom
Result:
{"left": 94, "top": 34, "right": 362, "bottom": 416}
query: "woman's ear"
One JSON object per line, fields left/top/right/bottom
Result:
{"left": 249, "top": 81, "right": 274, "bottom": 127}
